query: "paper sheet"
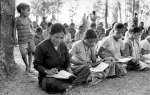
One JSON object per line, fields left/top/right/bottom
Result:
{"left": 117, "top": 57, "right": 133, "bottom": 63}
{"left": 47, "top": 70, "right": 74, "bottom": 79}
{"left": 90, "top": 62, "right": 109, "bottom": 72}
{"left": 143, "top": 54, "right": 150, "bottom": 60}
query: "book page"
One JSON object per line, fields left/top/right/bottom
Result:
{"left": 46, "top": 70, "right": 74, "bottom": 79}
{"left": 117, "top": 57, "right": 133, "bottom": 63}
{"left": 90, "top": 62, "right": 109, "bottom": 72}
{"left": 143, "top": 54, "right": 150, "bottom": 60}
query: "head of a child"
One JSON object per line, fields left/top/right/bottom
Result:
{"left": 36, "top": 27, "right": 43, "bottom": 35}
{"left": 83, "top": 29, "right": 97, "bottom": 47}
{"left": 79, "top": 25, "right": 84, "bottom": 33}
{"left": 70, "top": 23, "right": 75, "bottom": 29}
{"left": 113, "top": 23, "right": 124, "bottom": 39}
{"left": 17, "top": 3, "right": 30, "bottom": 17}
{"left": 64, "top": 23, "right": 69, "bottom": 33}
{"left": 90, "top": 23, "right": 96, "bottom": 31}
{"left": 128, "top": 26, "right": 141, "bottom": 40}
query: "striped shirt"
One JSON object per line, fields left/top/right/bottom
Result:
{"left": 16, "top": 17, "right": 33, "bottom": 44}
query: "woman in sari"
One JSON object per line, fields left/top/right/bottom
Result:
{"left": 123, "top": 26, "right": 150, "bottom": 71}
{"left": 33, "top": 23, "right": 90, "bottom": 94}
{"left": 96, "top": 23, "right": 127, "bottom": 78}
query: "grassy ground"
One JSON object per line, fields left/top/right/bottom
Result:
{"left": 1, "top": 46, "right": 150, "bottom": 95}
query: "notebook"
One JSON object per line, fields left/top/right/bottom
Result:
{"left": 46, "top": 70, "right": 74, "bottom": 79}
{"left": 90, "top": 62, "right": 109, "bottom": 72}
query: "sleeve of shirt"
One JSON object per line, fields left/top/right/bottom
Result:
{"left": 100, "top": 38, "right": 109, "bottom": 49}
{"left": 33, "top": 45, "right": 47, "bottom": 74}
{"left": 140, "top": 40, "right": 149, "bottom": 50}
{"left": 69, "top": 42, "right": 78, "bottom": 55}
{"left": 75, "top": 32, "right": 79, "bottom": 41}
{"left": 122, "top": 40, "right": 132, "bottom": 57}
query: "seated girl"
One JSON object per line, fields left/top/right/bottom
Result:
{"left": 123, "top": 26, "right": 150, "bottom": 71}
{"left": 96, "top": 23, "right": 127, "bottom": 78}
{"left": 33, "top": 23, "right": 90, "bottom": 94}
{"left": 70, "top": 29, "right": 105, "bottom": 84}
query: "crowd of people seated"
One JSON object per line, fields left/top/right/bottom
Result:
{"left": 14, "top": 3, "right": 150, "bottom": 94}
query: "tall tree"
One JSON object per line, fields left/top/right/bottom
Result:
{"left": 69, "top": 0, "right": 79, "bottom": 22}
{"left": 1, "top": 0, "right": 17, "bottom": 78}
{"left": 105, "top": 0, "right": 108, "bottom": 28}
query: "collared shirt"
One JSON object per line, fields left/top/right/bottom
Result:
{"left": 97, "top": 36, "right": 124, "bottom": 59}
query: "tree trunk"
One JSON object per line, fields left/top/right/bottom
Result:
{"left": 105, "top": 0, "right": 108, "bottom": 29}
{"left": 0, "top": 0, "right": 16, "bottom": 78}
{"left": 132, "top": 0, "right": 135, "bottom": 16}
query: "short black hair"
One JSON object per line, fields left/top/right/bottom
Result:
{"left": 36, "top": 27, "right": 43, "bottom": 33}
{"left": 84, "top": 29, "right": 97, "bottom": 39}
{"left": 17, "top": 3, "right": 30, "bottom": 13}
{"left": 92, "top": 11, "right": 96, "bottom": 15}
{"left": 114, "top": 23, "right": 124, "bottom": 30}
{"left": 48, "top": 22, "right": 52, "bottom": 27}
{"left": 90, "top": 23, "right": 96, "bottom": 28}
{"left": 50, "top": 23, "right": 66, "bottom": 35}
{"left": 129, "top": 26, "right": 140, "bottom": 34}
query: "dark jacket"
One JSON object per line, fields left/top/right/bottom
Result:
{"left": 33, "top": 39, "right": 70, "bottom": 85}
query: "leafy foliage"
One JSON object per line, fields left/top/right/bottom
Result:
{"left": 30, "top": 0, "right": 63, "bottom": 18}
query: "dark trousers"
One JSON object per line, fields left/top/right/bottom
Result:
{"left": 41, "top": 65, "right": 90, "bottom": 94}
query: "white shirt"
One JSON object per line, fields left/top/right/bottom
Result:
{"left": 97, "top": 36, "right": 124, "bottom": 59}
{"left": 140, "top": 39, "right": 150, "bottom": 50}
{"left": 69, "top": 40, "right": 93, "bottom": 62}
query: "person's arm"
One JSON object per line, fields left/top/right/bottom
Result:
{"left": 121, "top": 41, "right": 132, "bottom": 57}
{"left": 69, "top": 42, "right": 86, "bottom": 65}
{"left": 33, "top": 46, "right": 47, "bottom": 74}
{"left": 91, "top": 46, "right": 97, "bottom": 63}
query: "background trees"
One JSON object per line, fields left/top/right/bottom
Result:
{"left": 30, "top": 0, "right": 63, "bottom": 23}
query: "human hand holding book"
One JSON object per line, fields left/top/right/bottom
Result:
{"left": 45, "top": 68, "right": 58, "bottom": 76}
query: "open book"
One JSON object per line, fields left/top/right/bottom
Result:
{"left": 117, "top": 57, "right": 134, "bottom": 63}
{"left": 46, "top": 70, "right": 75, "bottom": 79}
{"left": 143, "top": 54, "right": 150, "bottom": 60}
{"left": 90, "top": 62, "right": 109, "bottom": 72}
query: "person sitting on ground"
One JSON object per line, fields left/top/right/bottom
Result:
{"left": 96, "top": 22, "right": 105, "bottom": 41}
{"left": 34, "top": 27, "right": 44, "bottom": 46}
{"left": 75, "top": 25, "right": 85, "bottom": 41}
{"left": 96, "top": 23, "right": 127, "bottom": 78}
{"left": 123, "top": 26, "right": 150, "bottom": 71}
{"left": 43, "top": 22, "right": 52, "bottom": 40}
{"left": 64, "top": 24, "right": 72, "bottom": 49}
{"left": 123, "top": 23, "right": 128, "bottom": 37}
{"left": 33, "top": 23, "right": 90, "bottom": 94}
{"left": 70, "top": 29, "right": 104, "bottom": 84}
{"left": 40, "top": 16, "right": 48, "bottom": 30}
{"left": 69, "top": 22, "right": 76, "bottom": 41}
{"left": 90, "top": 23, "right": 97, "bottom": 32}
